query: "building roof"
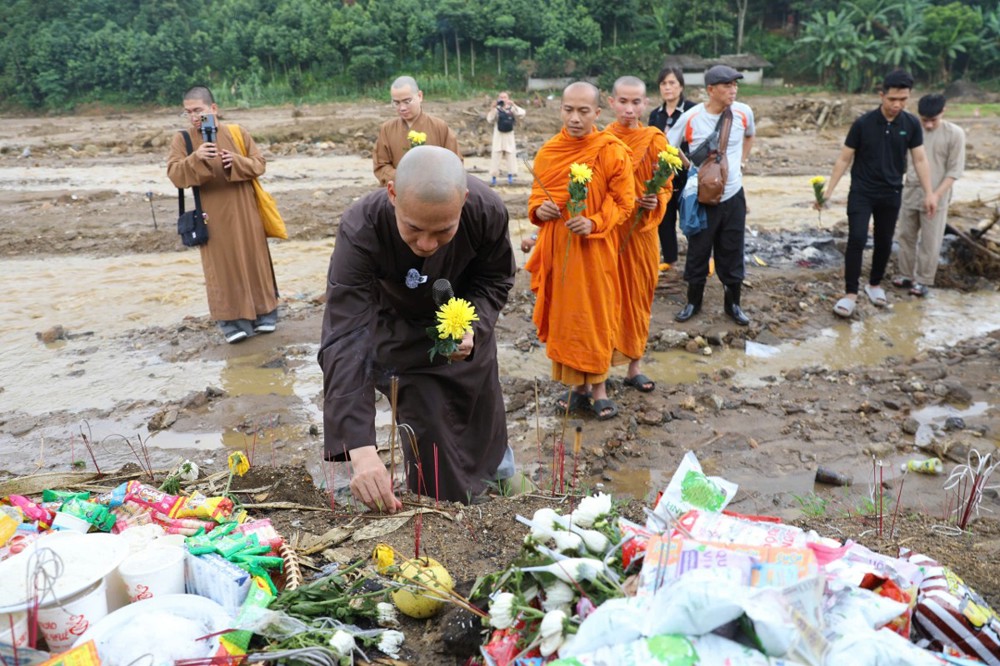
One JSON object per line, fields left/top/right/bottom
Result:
{"left": 661, "top": 54, "right": 772, "bottom": 70}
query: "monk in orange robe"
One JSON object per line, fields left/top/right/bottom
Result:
{"left": 526, "top": 82, "right": 635, "bottom": 420}
{"left": 606, "top": 76, "right": 673, "bottom": 394}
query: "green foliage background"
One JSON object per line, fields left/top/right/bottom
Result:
{"left": 2, "top": 0, "right": 999, "bottom": 111}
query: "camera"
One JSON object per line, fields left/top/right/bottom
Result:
{"left": 497, "top": 100, "right": 504, "bottom": 107}
{"left": 200, "top": 113, "right": 217, "bottom": 144}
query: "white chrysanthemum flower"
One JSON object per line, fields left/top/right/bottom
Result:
{"left": 539, "top": 609, "right": 567, "bottom": 657}
{"left": 377, "top": 630, "right": 404, "bottom": 658}
{"left": 571, "top": 527, "right": 609, "bottom": 554}
{"left": 376, "top": 602, "right": 399, "bottom": 627}
{"left": 571, "top": 493, "right": 612, "bottom": 528}
{"left": 521, "top": 558, "right": 606, "bottom": 584}
{"left": 541, "top": 580, "right": 575, "bottom": 612}
{"left": 530, "top": 507, "right": 566, "bottom": 541}
{"left": 178, "top": 460, "right": 199, "bottom": 482}
{"left": 328, "top": 630, "right": 356, "bottom": 658}
{"left": 488, "top": 592, "right": 516, "bottom": 629}
{"left": 551, "top": 531, "right": 583, "bottom": 553}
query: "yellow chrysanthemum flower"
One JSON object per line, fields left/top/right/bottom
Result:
{"left": 407, "top": 130, "right": 427, "bottom": 146}
{"left": 569, "top": 162, "right": 593, "bottom": 185}
{"left": 810, "top": 176, "right": 826, "bottom": 186}
{"left": 659, "top": 145, "right": 680, "bottom": 158}
{"left": 665, "top": 153, "right": 684, "bottom": 170}
{"left": 228, "top": 451, "right": 250, "bottom": 477}
{"left": 435, "top": 297, "right": 479, "bottom": 340}
{"left": 372, "top": 543, "right": 395, "bottom": 573}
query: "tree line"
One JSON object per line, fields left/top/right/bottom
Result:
{"left": 1, "top": 0, "right": 998, "bottom": 111}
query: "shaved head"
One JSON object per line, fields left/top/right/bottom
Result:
{"left": 563, "top": 81, "right": 601, "bottom": 107}
{"left": 612, "top": 76, "right": 646, "bottom": 97}
{"left": 391, "top": 76, "right": 419, "bottom": 94}
{"left": 388, "top": 146, "right": 468, "bottom": 257}
{"left": 394, "top": 146, "right": 468, "bottom": 204}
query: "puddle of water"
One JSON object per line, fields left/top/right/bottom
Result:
{"left": 639, "top": 290, "right": 1000, "bottom": 387}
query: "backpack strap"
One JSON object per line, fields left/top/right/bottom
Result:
{"left": 177, "top": 131, "right": 203, "bottom": 215}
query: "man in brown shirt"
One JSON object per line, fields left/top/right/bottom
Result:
{"left": 372, "top": 76, "right": 461, "bottom": 186}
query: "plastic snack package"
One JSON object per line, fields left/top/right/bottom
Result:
{"left": 900, "top": 548, "right": 1000, "bottom": 665}
{"left": 647, "top": 451, "right": 738, "bottom": 531}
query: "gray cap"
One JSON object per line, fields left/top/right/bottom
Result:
{"left": 704, "top": 65, "right": 744, "bottom": 86}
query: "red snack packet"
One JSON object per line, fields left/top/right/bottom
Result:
{"left": 618, "top": 518, "right": 652, "bottom": 569}
{"left": 123, "top": 481, "right": 184, "bottom": 517}
{"left": 860, "top": 573, "right": 913, "bottom": 638}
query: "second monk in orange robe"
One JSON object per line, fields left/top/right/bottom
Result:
{"left": 526, "top": 82, "right": 635, "bottom": 420}
{"left": 605, "top": 76, "right": 673, "bottom": 394}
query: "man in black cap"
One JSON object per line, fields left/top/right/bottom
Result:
{"left": 668, "top": 65, "right": 756, "bottom": 326}
{"left": 817, "top": 69, "right": 937, "bottom": 317}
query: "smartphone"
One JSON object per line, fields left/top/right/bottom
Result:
{"left": 200, "top": 114, "right": 217, "bottom": 144}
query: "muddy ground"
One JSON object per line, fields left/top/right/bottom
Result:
{"left": 2, "top": 92, "right": 1000, "bottom": 664}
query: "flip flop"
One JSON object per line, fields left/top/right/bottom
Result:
{"left": 555, "top": 391, "right": 591, "bottom": 414}
{"left": 592, "top": 398, "right": 619, "bottom": 421}
{"left": 623, "top": 373, "right": 656, "bottom": 393}
{"left": 864, "top": 284, "right": 888, "bottom": 307}
{"left": 832, "top": 297, "right": 856, "bottom": 318}
{"left": 910, "top": 283, "right": 929, "bottom": 297}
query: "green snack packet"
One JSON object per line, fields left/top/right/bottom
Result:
{"left": 221, "top": 576, "right": 275, "bottom": 652}
{"left": 43, "top": 490, "right": 90, "bottom": 503}
{"left": 60, "top": 498, "right": 116, "bottom": 532}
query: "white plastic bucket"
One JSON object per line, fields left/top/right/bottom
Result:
{"left": 0, "top": 611, "right": 29, "bottom": 648}
{"left": 117, "top": 546, "right": 186, "bottom": 603}
{"left": 37, "top": 578, "right": 109, "bottom": 651}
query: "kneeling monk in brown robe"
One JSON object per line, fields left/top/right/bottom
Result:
{"left": 526, "top": 82, "right": 635, "bottom": 421}
{"left": 319, "top": 146, "right": 515, "bottom": 510}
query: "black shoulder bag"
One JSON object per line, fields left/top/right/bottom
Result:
{"left": 176, "top": 131, "right": 209, "bottom": 247}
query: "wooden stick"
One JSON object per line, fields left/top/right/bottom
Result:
{"left": 522, "top": 159, "right": 560, "bottom": 206}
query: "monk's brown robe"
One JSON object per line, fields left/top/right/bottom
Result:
{"left": 167, "top": 124, "right": 278, "bottom": 322}
{"left": 372, "top": 113, "right": 461, "bottom": 186}
{"left": 319, "top": 177, "right": 514, "bottom": 503}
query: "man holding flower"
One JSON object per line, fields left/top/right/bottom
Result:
{"left": 816, "top": 69, "right": 937, "bottom": 317}
{"left": 526, "top": 81, "right": 635, "bottom": 421}
{"left": 605, "top": 75, "right": 677, "bottom": 394}
{"left": 320, "top": 146, "right": 515, "bottom": 510}
{"left": 373, "top": 76, "right": 462, "bottom": 187}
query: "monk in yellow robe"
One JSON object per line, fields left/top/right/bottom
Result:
{"left": 606, "top": 76, "right": 673, "bottom": 393}
{"left": 526, "top": 82, "right": 635, "bottom": 420}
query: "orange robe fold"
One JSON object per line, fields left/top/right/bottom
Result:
{"left": 606, "top": 121, "right": 671, "bottom": 360}
{"left": 525, "top": 128, "right": 635, "bottom": 376}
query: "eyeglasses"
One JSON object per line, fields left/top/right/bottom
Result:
{"left": 180, "top": 107, "right": 209, "bottom": 118}
{"left": 391, "top": 98, "right": 414, "bottom": 107}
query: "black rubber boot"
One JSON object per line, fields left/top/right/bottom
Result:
{"left": 675, "top": 283, "right": 704, "bottom": 322}
{"left": 724, "top": 283, "right": 750, "bottom": 326}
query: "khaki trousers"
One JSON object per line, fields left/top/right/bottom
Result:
{"left": 896, "top": 205, "right": 948, "bottom": 286}
{"left": 490, "top": 149, "right": 517, "bottom": 178}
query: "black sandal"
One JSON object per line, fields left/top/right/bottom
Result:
{"left": 556, "top": 391, "right": 591, "bottom": 414}
{"left": 592, "top": 398, "right": 619, "bottom": 421}
{"left": 623, "top": 373, "right": 655, "bottom": 393}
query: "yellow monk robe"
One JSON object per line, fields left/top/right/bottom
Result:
{"left": 606, "top": 121, "right": 672, "bottom": 362}
{"left": 526, "top": 128, "right": 635, "bottom": 379}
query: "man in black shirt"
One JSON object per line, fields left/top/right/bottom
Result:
{"left": 817, "top": 70, "right": 937, "bottom": 318}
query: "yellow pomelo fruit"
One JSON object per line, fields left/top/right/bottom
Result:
{"left": 391, "top": 556, "right": 454, "bottom": 619}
